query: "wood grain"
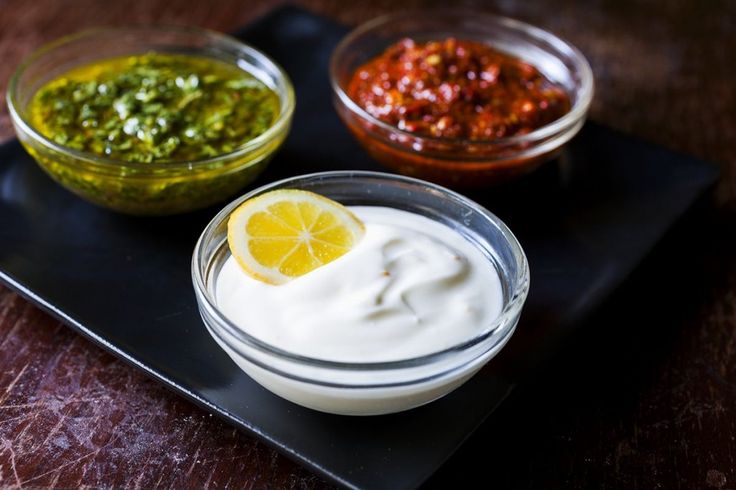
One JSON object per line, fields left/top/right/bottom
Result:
{"left": 1, "top": 0, "right": 735, "bottom": 488}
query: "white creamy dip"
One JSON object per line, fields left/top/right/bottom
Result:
{"left": 215, "top": 206, "right": 504, "bottom": 363}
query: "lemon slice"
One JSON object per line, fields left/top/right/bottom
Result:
{"left": 227, "top": 189, "right": 365, "bottom": 285}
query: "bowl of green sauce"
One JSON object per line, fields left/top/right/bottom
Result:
{"left": 7, "top": 27, "right": 295, "bottom": 215}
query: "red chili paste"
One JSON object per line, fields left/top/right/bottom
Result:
{"left": 347, "top": 38, "right": 571, "bottom": 140}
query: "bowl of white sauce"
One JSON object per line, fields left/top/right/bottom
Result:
{"left": 192, "top": 171, "right": 529, "bottom": 415}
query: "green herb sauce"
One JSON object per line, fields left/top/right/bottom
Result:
{"left": 28, "top": 53, "right": 280, "bottom": 163}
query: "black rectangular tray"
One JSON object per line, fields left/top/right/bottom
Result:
{"left": 0, "top": 7, "right": 718, "bottom": 489}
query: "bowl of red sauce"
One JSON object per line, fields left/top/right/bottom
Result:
{"left": 330, "top": 11, "right": 594, "bottom": 187}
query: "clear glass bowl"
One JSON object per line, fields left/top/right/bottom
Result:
{"left": 192, "top": 171, "right": 530, "bottom": 415}
{"left": 330, "top": 11, "right": 594, "bottom": 188}
{"left": 6, "top": 27, "right": 295, "bottom": 215}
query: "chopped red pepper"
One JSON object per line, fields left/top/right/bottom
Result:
{"left": 347, "top": 38, "right": 571, "bottom": 140}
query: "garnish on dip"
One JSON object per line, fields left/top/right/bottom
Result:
{"left": 227, "top": 190, "right": 365, "bottom": 284}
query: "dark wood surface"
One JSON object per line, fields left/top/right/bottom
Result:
{"left": 1, "top": 0, "right": 734, "bottom": 487}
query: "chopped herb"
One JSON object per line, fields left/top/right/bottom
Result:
{"left": 28, "top": 53, "right": 280, "bottom": 163}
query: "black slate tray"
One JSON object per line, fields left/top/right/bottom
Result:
{"left": 0, "top": 7, "right": 718, "bottom": 489}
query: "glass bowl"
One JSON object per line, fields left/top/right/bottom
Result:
{"left": 6, "top": 27, "right": 295, "bottom": 215}
{"left": 192, "top": 171, "right": 529, "bottom": 415}
{"left": 330, "top": 11, "right": 594, "bottom": 188}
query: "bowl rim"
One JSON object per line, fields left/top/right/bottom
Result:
{"left": 329, "top": 9, "right": 594, "bottom": 147}
{"left": 6, "top": 25, "right": 295, "bottom": 173}
{"left": 192, "top": 170, "right": 530, "bottom": 372}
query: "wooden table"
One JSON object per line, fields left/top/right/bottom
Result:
{"left": 1, "top": 0, "right": 734, "bottom": 487}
